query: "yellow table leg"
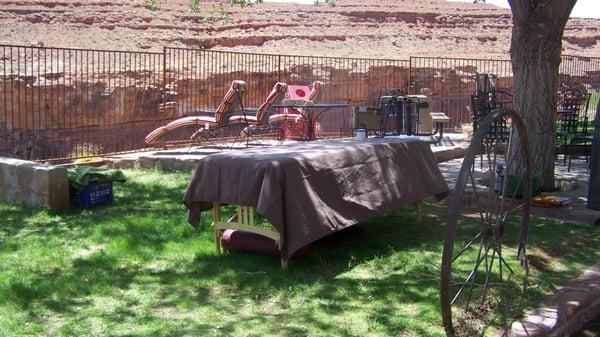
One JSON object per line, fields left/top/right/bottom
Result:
{"left": 211, "top": 204, "right": 286, "bottom": 268}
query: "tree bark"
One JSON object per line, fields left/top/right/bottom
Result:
{"left": 509, "top": 0, "right": 576, "bottom": 191}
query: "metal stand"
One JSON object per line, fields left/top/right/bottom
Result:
{"left": 587, "top": 102, "right": 600, "bottom": 211}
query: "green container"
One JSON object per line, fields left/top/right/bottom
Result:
{"left": 505, "top": 172, "right": 541, "bottom": 198}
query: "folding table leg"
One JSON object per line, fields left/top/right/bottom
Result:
{"left": 212, "top": 203, "right": 222, "bottom": 252}
{"left": 277, "top": 234, "right": 288, "bottom": 270}
{"left": 414, "top": 200, "right": 422, "bottom": 224}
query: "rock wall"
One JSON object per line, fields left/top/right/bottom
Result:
{"left": 1, "top": 0, "right": 599, "bottom": 60}
{"left": 0, "top": 156, "right": 69, "bottom": 210}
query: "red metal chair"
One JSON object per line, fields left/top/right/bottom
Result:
{"left": 267, "top": 81, "right": 324, "bottom": 139}
{"left": 144, "top": 80, "right": 247, "bottom": 145}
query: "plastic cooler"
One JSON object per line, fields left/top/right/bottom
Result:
{"left": 70, "top": 181, "right": 113, "bottom": 208}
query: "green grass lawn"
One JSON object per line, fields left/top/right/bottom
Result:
{"left": 1, "top": 169, "right": 599, "bottom": 337}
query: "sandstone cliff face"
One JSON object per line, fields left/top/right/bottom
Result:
{"left": 1, "top": 0, "right": 599, "bottom": 160}
{"left": 0, "top": 0, "right": 599, "bottom": 59}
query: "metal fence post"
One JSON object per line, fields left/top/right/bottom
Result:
{"left": 409, "top": 56, "right": 413, "bottom": 95}
{"left": 277, "top": 54, "right": 282, "bottom": 82}
{"left": 162, "top": 46, "right": 167, "bottom": 115}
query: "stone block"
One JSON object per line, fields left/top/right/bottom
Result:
{"left": 30, "top": 166, "right": 49, "bottom": 194}
{"left": 105, "top": 159, "right": 135, "bottom": 169}
{"left": 0, "top": 162, "right": 18, "bottom": 203}
{"left": 0, "top": 156, "right": 69, "bottom": 211}
{"left": 546, "top": 288, "right": 595, "bottom": 320}
{"left": 521, "top": 307, "right": 559, "bottom": 332}
{"left": 555, "top": 179, "right": 578, "bottom": 192}
{"left": 172, "top": 159, "right": 198, "bottom": 171}
{"left": 576, "top": 271, "right": 600, "bottom": 296}
{"left": 155, "top": 158, "right": 176, "bottom": 171}
{"left": 505, "top": 263, "right": 600, "bottom": 337}
{"left": 511, "top": 320, "right": 548, "bottom": 337}
{"left": 136, "top": 156, "right": 158, "bottom": 169}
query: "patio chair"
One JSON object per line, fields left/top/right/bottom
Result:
{"left": 267, "top": 81, "right": 325, "bottom": 139}
{"left": 470, "top": 85, "right": 512, "bottom": 169}
{"left": 471, "top": 88, "right": 511, "bottom": 140}
{"left": 144, "top": 80, "right": 247, "bottom": 145}
{"left": 228, "top": 82, "right": 288, "bottom": 138}
{"left": 494, "top": 88, "right": 513, "bottom": 109}
{"left": 556, "top": 87, "right": 590, "bottom": 171}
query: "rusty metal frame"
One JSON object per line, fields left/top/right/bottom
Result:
{"left": 439, "top": 108, "right": 531, "bottom": 336}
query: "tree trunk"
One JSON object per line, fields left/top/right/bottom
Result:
{"left": 509, "top": 0, "right": 576, "bottom": 191}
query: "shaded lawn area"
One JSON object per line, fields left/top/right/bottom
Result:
{"left": 1, "top": 169, "right": 599, "bottom": 337}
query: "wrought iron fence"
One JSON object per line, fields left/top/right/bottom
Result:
{"left": 559, "top": 55, "right": 600, "bottom": 118}
{"left": 1, "top": 43, "right": 599, "bottom": 161}
{"left": 163, "top": 48, "right": 409, "bottom": 139}
{"left": 409, "top": 56, "right": 513, "bottom": 130}
{"left": 0, "top": 45, "right": 163, "bottom": 160}
{"left": 408, "top": 55, "right": 600, "bottom": 130}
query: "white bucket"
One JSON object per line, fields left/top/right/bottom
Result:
{"left": 356, "top": 128, "right": 367, "bottom": 140}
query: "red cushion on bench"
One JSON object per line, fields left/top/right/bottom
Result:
{"left": 220, "top": 229, "right": 308, "bottom": 259}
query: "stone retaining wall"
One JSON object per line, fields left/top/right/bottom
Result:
{"left": 504, "top": 264, "right": 600, "bottom": 337}
{"left": 105, "top": 143, "right": 468, "bottom": 172}
{"left": 0, "top": 156, "right": 69, "bottom": 211}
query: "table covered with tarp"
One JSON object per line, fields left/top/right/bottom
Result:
{"left": 184, "top": 137, "right": 449, "bottom": 261}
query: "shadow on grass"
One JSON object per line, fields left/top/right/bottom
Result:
{"left": 137, "top": 205, "right": 452, "bottom": 336}
{"left": 1, "top": 169, "right": 599, "bottom": 337}
{"left": 5, "top": 252, "right": 136, "bottom": 310}
{"left": 3, "top": 193, "right": 446, "bottom": 335}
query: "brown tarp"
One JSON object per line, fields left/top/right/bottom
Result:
{"left": 184, "top": 138, "right": 449, "bottom": 260}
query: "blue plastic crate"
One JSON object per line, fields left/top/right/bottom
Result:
{"left": 70, "top": 181, "right": 113, "bottom": 208}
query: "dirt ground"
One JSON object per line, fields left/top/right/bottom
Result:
{"left": 1, "top": 0, "right": 599, "bottom": 59}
